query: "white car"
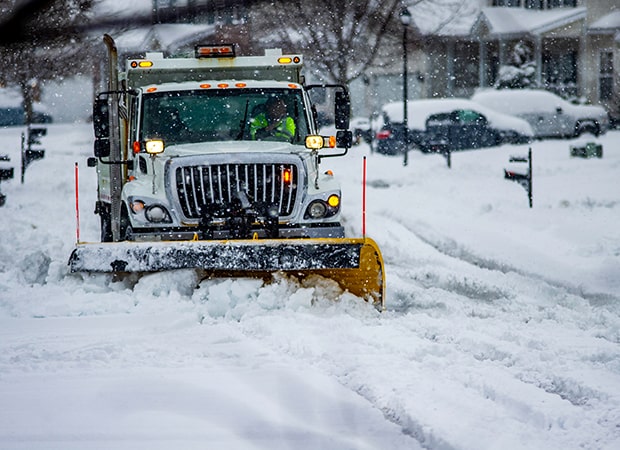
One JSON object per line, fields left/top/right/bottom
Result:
{"left": 471, "top": 89, "right": 609, "bottom": 139}
{"left": 349, "top": 116, "right": 372, "bottom": 144}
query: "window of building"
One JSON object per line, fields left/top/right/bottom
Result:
{"left": 599, "top": 51, "right": 614, "bottom": 101}
{"left": 522, "top": 0, "right": 577, "bottom": 8}
{"left": 453, "top": 42, "right": 480, "bottom": 90}
{"left": 492, "top": 0, "right": 521, "bottom": 6}
{"left": 543, "top": 49, "right": 577, "bottom": 87}
{"left": 548, "top": 0, "right": 577, "bottom": 7}
{"left": 524, "top": 0, "right": 544, "bottom": 9}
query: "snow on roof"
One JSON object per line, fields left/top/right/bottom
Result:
{"left": 113, "top": 28, "right": 151, "bottom": 51}
{"left": 0, "top": 88, "right": 22, "bottom": 108}
{"left": 410, "top": 0, "right": 484, "bottom": 36}
{"left": 114, "top": 23, "right": 217, "bottom": 53}
{"left": 92, "top": 0, "right": 152, "bottom": 21}
{"left": 475, "top": 6, "right": 587, "bottom": 37}
{"left": 0, "top": 87, "right": 50, "bottom": 113}
{"left": 589, "top": 10, "right": 620, "bottom": 33}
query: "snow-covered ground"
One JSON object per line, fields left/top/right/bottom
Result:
{"left": 0, "top": 123, "right": 619, "bottom": 449}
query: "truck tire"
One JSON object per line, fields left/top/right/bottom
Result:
{"left": 119, "top": 208, "right": 133, "bottom": 241}
{"left": 100, "top": 211, "right": 113, "bottom": 242}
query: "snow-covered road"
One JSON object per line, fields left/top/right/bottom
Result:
{"left": 0, "top": 123, "right": 619, "bottom": 449}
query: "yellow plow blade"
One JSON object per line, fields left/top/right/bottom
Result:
{"left": 69, "top": 237, "right": 385, "bottom": 310}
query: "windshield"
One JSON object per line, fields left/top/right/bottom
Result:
{"left": 141, "top": 88, "right": 309, "bottom": 146}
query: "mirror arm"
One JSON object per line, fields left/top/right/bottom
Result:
{"left": 318, "top": 147, "right": 349, "bottom": 162}
{"left": 97, "top": 157, "right": 134, "bottom": 168}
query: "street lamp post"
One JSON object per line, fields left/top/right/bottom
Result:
{"left": 400, "top": 7, "right": 411, "bottom": 166}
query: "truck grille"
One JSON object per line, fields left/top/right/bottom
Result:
{"left": 175, "top": 163, "right": 299, "bottom": 219}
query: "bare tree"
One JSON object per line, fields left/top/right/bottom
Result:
{"left": 248, "top": 0, "right": 466, "bottom": 86}
{"left": 249, "top": 0, "right": 403, "bottom": 86}
{"left": 0, "top": 0, "right": 97, "bottom": 123}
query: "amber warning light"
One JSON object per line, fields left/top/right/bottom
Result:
{"left": 277, "top": 56, "right": 301, "bottom": 64}
{"left": 130, "top": 60, "right": 153, "bottom": 68}
{"left": 195, "top": 44, "right": 235, "bottom": 58}
{"left": 282, "top": 168, "right": 292, "bottom": 184}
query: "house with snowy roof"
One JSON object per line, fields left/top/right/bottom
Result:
{"left": 407, "top": 0, "right": 619, "bottom": 122}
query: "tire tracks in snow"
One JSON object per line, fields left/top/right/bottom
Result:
{"left": 241, "top": 213, "right": 620, "bottom": 450}
{"left": 389, "top": 213, "right": 620, "bottom": 308}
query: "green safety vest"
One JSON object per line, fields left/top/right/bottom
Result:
{"left": 250, "top": 114, "right": 296, "bottom": 141}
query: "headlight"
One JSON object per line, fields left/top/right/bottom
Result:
{"left": 145, "top": 139, "right": 165, "bottom": 154}
{"left": 304, "top": 196, "right": 340, "bottom": 219}
{"left": 145, "top": 205, "right": 171, "bottom": 223}
{"left": 305, "top": 135, "right": 324, "bottom": 149}
{"left": 308, "top": 201, "right": 327, "bottom": 218}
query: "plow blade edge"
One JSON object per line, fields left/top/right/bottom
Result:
{"left": 69, "top": 238, "right": 385, "bottom": 309}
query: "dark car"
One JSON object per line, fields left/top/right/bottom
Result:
{"left": 374, "top": 98, "right": 533, "bottom": 156}
{"left": 0, "top": 107, "right": 53, "bottom": 126}
{"left": 0, "top": 88, "right": 53, "bottom": 127}
{"left": 374, "top": 121, "right": 410, "bottom": 155}
{"left": 421, "top": 109, "right": 501, "bottom": 152}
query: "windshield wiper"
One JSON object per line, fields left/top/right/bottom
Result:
{"left": 236, "top": 100, "right": 250, "bottom": 140}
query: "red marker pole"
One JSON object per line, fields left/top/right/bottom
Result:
{"left": 74, "top": 162, "right": 80, "bottom": 244}
{"left": 362, "top": 156, "right": 367, "bottom": 237}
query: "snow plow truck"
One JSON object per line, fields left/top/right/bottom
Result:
{"left": 69, "top": 35, "right": 385, "bottom": 309}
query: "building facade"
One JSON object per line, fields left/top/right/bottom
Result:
{"left": 415, "top": 0, "right": 619, "bottom": 122}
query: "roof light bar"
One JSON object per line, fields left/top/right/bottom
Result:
{"left": 195, "top": 44, "right": 235, "bottom": 58}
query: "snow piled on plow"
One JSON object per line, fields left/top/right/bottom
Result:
{"left": 68, "top": 240, "right": 362, "bottom": 272}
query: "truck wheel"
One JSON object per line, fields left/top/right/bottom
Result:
{"left": 100, "top": 211, "right": 113, "bottom": 242}
{"left": 120, "top": 210, "right": 133, "bottom": 241}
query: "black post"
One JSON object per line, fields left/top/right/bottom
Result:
{"left": 505, "top": 147, "right": 533, "bottom": 208}
{"left": 400, "top": 7, "right": 411, "bottom": 167}
{"left": 20, "top": 131, "right": 25, "bottom": 184}
{"left": 527, "top": 147, "right": 532, "bottom": 208}
{"left": 444, "top": 148, "right": 451, "bottom": 168}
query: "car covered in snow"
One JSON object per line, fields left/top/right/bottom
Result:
{"left": 471, "top": 89, "right": 610, "bottom": 139}
{"left": 349, "top": 116, "right": 372, "bottom": 144}
{"left": 374, "top": 98, "right": 533, "bottom": 155}
{"left": 0, "top": 88, "right": 53, "bottom": 127}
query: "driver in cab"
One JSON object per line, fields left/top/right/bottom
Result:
{"left": 250, "top": 96, "right": 296, "bottom": 142}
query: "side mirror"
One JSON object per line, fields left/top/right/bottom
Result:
{"left": 334, "top": 91, "right": 350, "bottom": 130}
{"left": 94, "top": 138, "right": 110, "bottom": 158}
{"left": 93, "top": 98, "right": 110, "bottom": 139}
{"left": 336, "top": 130, "right": 353, "bottom": 149}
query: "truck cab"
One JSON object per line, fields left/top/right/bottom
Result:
{"left": 92, "top": 44, "right": 352, "bottom": 243}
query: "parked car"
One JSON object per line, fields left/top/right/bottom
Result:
{"left": 471, "top": 89, "right": 610, "bottom": 139}
{"left": 349, "top": 116, "right": 372, "bottom": 144}
{"left": 0, "top": 88, "right": 53, "bottom": 126}
{"left": 374, "top": 98, "right": 533, "bottom": 155}
{"left": 423, "top": 109, "right": 500, "bottom": 152}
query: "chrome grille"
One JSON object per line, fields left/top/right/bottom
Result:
{"left": 175, "top": 163, "right": 298, "bottom": 219}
